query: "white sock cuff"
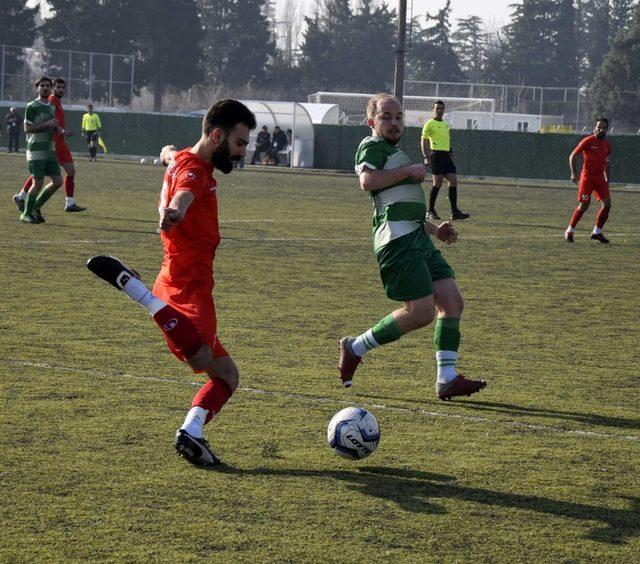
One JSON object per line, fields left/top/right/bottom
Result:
{"left": 436, "top": 350, "right": 458, "bottom": 361}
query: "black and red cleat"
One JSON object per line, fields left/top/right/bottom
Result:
{"left": 437, "top": 374, "right": 487, "bottom": 401}
{"left": 590, "top": 232, "right": 610, "bottom": 244}
{"left": 338, "top": 336, "right": 362, "bottom": 388}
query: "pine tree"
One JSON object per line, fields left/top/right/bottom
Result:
{"left": 591, "top": 5, "right": 640, "bottom": 127}
{"left": 451, "top": 15, "right": 487, "bottom": 82}
{"left": 409, "top": 0, "right": 465, "bottom": 82}
{"left": 0, "top": 0, "right": 38, "bottom": 47}
{"left": 199, "top": 0, "right": 275, "bottom": 90}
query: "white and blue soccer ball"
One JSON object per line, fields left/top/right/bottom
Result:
{"left": 327, "top": 407, "right": 380, "bottom": 460}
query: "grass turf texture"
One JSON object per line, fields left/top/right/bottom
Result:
{"left": 1, "top": 153, "right": 639, "bottom": 561}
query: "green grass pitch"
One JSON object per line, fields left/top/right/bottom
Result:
{"left": 1, "top": 153, "right": 639, "bottom": 561}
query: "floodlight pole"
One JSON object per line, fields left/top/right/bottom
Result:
{"left": 394, "top": 0, "right": 407, "bottom": 103}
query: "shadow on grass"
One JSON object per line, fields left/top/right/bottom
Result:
{"left": 449, "top": 400, "right": 640, "bottom": 431}
{"left": 356, "top": 393, "right": 640, "bottom": 432}
{"left": 218, "top": 464, "right": 639, "bottom": 545}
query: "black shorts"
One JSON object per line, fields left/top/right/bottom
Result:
{"left": 429, "top": 151, "right": 456, "bottom": 175}
{"left": 84, "top": 131, "right": 99, "bottom": 143}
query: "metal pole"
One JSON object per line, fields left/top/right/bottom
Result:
{"left": 393, "top": 0, "right": 407, "bottom": 102}
{"left": 109, "top": 53, "right": 113, "bottom": 107}
{"left": 89, "top": 52, "right": 93, "bottom": 101}
{"left": 67, "top": 50, "right": 72, "bottom": 101}
{"left": 130, "top": 56, "right": 135, "bottom": 109}
{"left": 539, "top": 87, "right": 543, "bottom": 117}
{"left": 1, "top": 45, "right": 5, "bottom": 100}
{"left": 575, "top": 89, "right": 580, "bottom": 132}
{"left": 291, "top": 104, "right": 296, "bottom": 168}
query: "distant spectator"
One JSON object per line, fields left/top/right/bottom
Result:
{"left": 5, "top": 107, "right": 22, "bottom": 153}
{"left": 267, "top": 125, "right": 288, "bottom": 165}
{"left": 250, "top": 125, "right": 271, "bottom": 164}
{"left": 286, "top": 128, "right": 292, "bottom": 147}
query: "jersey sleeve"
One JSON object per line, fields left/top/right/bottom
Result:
{"left": 421, "top": 121, "right": 431, "bottom": 140}
{"left": 24, "top": 104, "right": 35, "bottom": 124}
{"left": 174, "top": 167, "right": 207, "bottom": 200}
{"left": 355, "top": 141, "right": 387, "bottom": 174}
{"left": 573, "top": 137, "right": 591, "bottom": 155}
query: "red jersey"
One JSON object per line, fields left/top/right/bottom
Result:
{"left": 48, "top": 94, "right": 66, "bottom": 139}
{"left": 157, "top": 149, "right": 220, "bottom": 285}
{"left": 573, "top": 134, "right": 610, "bottom": 177}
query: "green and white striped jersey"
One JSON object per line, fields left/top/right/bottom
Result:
{"left": 355, "top": 136, "right": 426, "bottom": 251}
{"left": 24, "top": 99, "right": 56, "bottom": 162}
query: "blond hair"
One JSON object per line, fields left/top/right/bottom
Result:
{"left": 366, "top": 93, "right": 401, "bottom": 120}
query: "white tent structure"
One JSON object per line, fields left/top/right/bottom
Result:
{"left": 241, "top": 101, "right": 314, "bottom": 168}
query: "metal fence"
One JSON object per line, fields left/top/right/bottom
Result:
{"left": 404, "top": 80, "right": 593, "bottom": 132}
{"left": 0, "top": 43, "right": 135, "bottom": 107}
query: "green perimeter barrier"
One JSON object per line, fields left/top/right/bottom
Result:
{"left": 3, "top": 102, "right": 639, "bottom": 184}
{"left": 0, "top": 103, "right": 201, "bottom": 157}
{"left": 313, "top": 124, "right": 640, "bottom": 184}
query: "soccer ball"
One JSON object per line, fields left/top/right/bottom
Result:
{"left": 327, "top": 407, "right": 380, "bottom": 460}
{"left": 140, "top": 158, "right": 147, "bottom": 164}
{"left": 153, "top": 158, "right": 161, "bottom": 165}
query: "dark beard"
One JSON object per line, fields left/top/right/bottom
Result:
{"left": 211, "top": 139, "right": 239, "bottom": 174}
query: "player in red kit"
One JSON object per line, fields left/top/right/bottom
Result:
{"left": 13, "top": 77, "right": 86, "bottom": 214}
{"left": 565, "top": 118, "right": 611, "bottom": 244}
{"left": 87, "top": 100, "right": 256, "bottom": 467}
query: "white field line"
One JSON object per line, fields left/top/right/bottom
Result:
{"left": 3, "top": 231, "right": 639, "bottom": 246}
{"left": 4, "top": 359, "right": 638, "bottom": 443}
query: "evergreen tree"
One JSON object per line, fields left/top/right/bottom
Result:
{"left": 199, "top": 0, "right": 276, "bottom": 90}
{"left": 0, "top": 0, "right": 38, "bottom": 47}
{"left": 42, "top": 0, "right": 203, "bottom": 111}
{"left": 297, "top": 0, "right": 395, "bottom": 92}
{"left": 591, "top": 5, "right": 640, "bottom": 127}
{"left": 451, "top": 15, "right": 487, "bottom": 82}
{"left": 409, "top": 0, "right": 465, "bottom": 82}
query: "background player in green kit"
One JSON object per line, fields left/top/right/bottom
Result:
{"left": 21, "top": 76, "right": 63, "bottom": 224}
{"left": 338, "top": 93, "right": 486, "bottom": 401}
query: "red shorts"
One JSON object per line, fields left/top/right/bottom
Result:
{"left": 578, "top": 175, "right": 609, "bottom": 202}
{"left": 55, "top": 138, "right": 73, "bottom": 164}
{"left": 152, "top": 276, "right": 228, "bottom": 364}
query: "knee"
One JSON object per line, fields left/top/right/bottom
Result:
{"left": 187, "top": 343, "right": 214, "bottom": 372}
{"left": 220, "top": 366, "right": 240, "bottom": 391}
{"left": 437, "top": 290, "right": 464, "bottom": 318}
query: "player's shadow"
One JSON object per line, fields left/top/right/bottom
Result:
{"left": 448, "top": 400, "right": 640, "bottom": 432}
{"left": 218, "top": 464, "right": 639, "bottom": 545}
{"left": 355, "top": 393, "right": 640, "bottom": 432}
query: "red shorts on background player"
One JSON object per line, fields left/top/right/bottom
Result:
{"left": 565, "top": 118, "right": 612, "bottom": 244}
{"left": 87, "top": 100, "right": 256, "bottom": 467}
{"left": 12, "top": 77, "right": 86, "bottom": 214}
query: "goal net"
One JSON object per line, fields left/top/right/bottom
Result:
{"left": 308, "top": 91, "right": 495, "bottom": 127}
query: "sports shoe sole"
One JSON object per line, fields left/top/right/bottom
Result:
{"left": 86, "top": 255, "right": 140, "bottom": 290}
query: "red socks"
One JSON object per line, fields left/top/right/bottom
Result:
{"left": 596, "top": 208, "right": 609, "bottom": 229}
{"left": 64, "top": 175, "right": 75, "bottom": 197}
{"left": 152, "top": 305, "right": 204, "bottom": 360}
{"left": 569, "top": 207, "right": 585, "bottom": 228}
{"left": 22, "top": 176, "right": 32, "bottom": 193}
{"left": 192, "top": 378, "right": 233, "bottom": 424}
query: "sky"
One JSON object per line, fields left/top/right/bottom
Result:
{"left": 276, "top": 0, "right": 513, "bottom": 31}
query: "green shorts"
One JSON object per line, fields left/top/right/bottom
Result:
{"left": 28, "top": 159, "right": 61, "bottom": 179}
{"left": 376, "top": 227, "right": 455, "bottom": 301}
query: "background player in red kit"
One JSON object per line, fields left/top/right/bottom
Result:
{"left": 13, "top": 77, "right": 86, "bottom": 213}
{"left": 87, "top": 99, "right": 256, "bottom": 467}
{"left": 565, "top": 118, "right": 611, "bottom": 244}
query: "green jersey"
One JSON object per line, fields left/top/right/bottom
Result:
{"left": 24, "top": 99, "right": 56, "bottom": 162}
{"left": 355, "top": 135, "right": 426, "bottom": 252}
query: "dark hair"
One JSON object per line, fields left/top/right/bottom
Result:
{"left": 87, "top": 104, "right": 93, "bottom": 109}
{"left": 35, "top": 75, "right": 52, "bottom": 87}
{"left": 595, "top": 117, "right": 608, "bottom": 126}
{"left": 434, "top": 100, "right": 445, "bottom": 107}
{"left": 202, "top": 99, "right": 256, "bottom": 135}
{"left": 53, "top": 77, "right": 66, "bottom": 86}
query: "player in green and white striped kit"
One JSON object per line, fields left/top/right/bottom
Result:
{"left": 338, "top": 93, "right": 486, "bottom": 400}
{"left": 21, "top": 76, "right": 62, "bottom": 224}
